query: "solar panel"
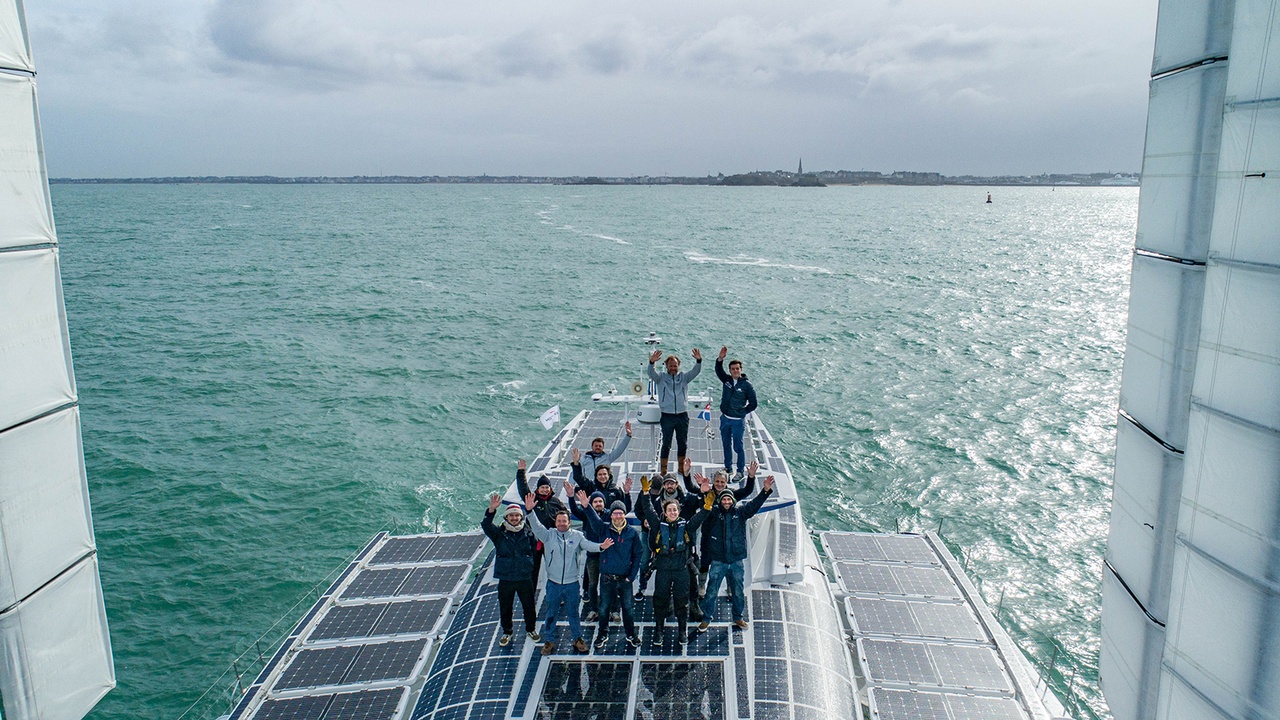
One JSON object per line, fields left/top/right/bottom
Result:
{"left": 734, "top": 648, "right": 750, "bottom": 719}
{"left": 345, "top": 639, "right": 429, "bottom": 684}
{"left": 930, "top": 644, "right": 1013, "bottom": 692}
{"left": 753, "top": 701, "right": 790, "bottom": 720}
{"left": 423, "top": 534, "right": 486, "bottom": 562}
{"left": 399, "top": 565, "right": 469, "bottom": 597}
{"left": 786, "top": 623, "right": 818, "bottom": 657}
{"left": 823, "top": 532, "right": 940, "bottom": 565}
{"left": 466, "top": 700, "right": 509, "bottom": 719}
{"left": 846, "top": 597, "right": 987, "bottom": 642}
{"left": 944, "top": 694, "right": 1029, "bottom": 719}
{"left": 372, "top": 598, "right": 449, "bottom": 636}
{"left": 636, "top": 661, "right": 726, "bottom": 720}
{"left": 871, "top": 688, "right": 951, "bottom": 720}
{"left": 752, "top": 589, "right": 783, "bottom": 620}
{"left": 753, "top": 658, "right": 789, "bottom": 702}
{"left": 275, "top": 646, "right": 361, "bottom": 691}
{"left": 537, "top": 661, "right": 632, "bottom": 720}
{"left": 474, "top": 657, "right": 520, "bottom": 701}
{"left": 341, "top": 569, "right": 412, "bottom": 600}
{"left": 835, "top": 562, "right": 962, "bottom": 599}
{"left": 252, "top": 694, "right": 331, "bottom": 720}
{"left": 778, "top": 522, "right": 799, "bottom": 566}
{"left": 689, "top": 626, "right": 730, "bottom": 657}
{"left": 308, "top": 604, "right": 384, "bottom": 642}
{"left": 782, "top": 590, "right": 816, "bottom": 626}
{"left": 862, "top": 639, "right": 939, "bottom": 685}
{"left": 370, "top": 537, "right": 435, "bottom": 566}
{"left": 440, "top": 658, "right": 484, "bottom": 708}
{"left": 324, "top": 688, "right": 404, "bottom": 720}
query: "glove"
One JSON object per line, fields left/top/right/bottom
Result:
{"left": 703, "top": 492, "right": 714, "bottom": 511}
{"left": 640, "top": 475, "right": 650, "bottom": 493}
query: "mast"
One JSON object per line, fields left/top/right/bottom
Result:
{"left": 1102, "top": 2, "right": 1279, "bottom": 719}
{"left": 0, "top": 1, "right": 116, "bottom": 718}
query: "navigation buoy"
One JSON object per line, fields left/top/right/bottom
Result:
{"left": 986, "top": 193, "right": 993, "bottom": 204}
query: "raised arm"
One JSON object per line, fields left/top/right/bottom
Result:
{"left": 646, "top": 351, "right": 663, "bottom": 382}
{"left": 515, "top": 459, "right": 531, "bottom": 497}
{"left": 599, "top": 427, "right": 632, "bottom": 466}
{"left": 734, "top": 461, "right": 757, "bottom": 500}
{"left": 524, "top": 493, "right": 550, "bottom": 542}
{"left": 684, "top": 350, "right": 702, "bottom": 382}
{"left": 739, "top": 476, "right": 774, "bottom": 520}
{"left": 481, "top": 494, "right": 504, "bottom": 544}
{"left": 715, "top": 346, "right": 731, "bottom": 383}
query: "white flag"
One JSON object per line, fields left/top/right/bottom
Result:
{"left": 539, "top": 405, "right": 561, "bottom": 430}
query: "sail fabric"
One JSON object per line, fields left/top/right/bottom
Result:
{"left": 0, "top": 556, "right": 114, "bottom": 720}
{"left": 0, "top": 72, "right": 55, "bottom": 249}
{"left": 1106, "top": 420, "right": 1183, "bottom": 612}
{"left": 0, "top": 248, "right": 76, "bottom": 432}
{"left": 0, "top": 0, "right": 32, "bottom": 72}
{"left": 0, "top": 407, "right": 95, "bottom": 608}
{"left": 1150, "top": 0, "right": 1233, "bottom": 75}
{"left": 1100, "top": 565, "right": 1166, "bottom": 720}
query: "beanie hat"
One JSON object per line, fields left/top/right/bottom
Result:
{"left": 535, "top": 475, "right": 552, "bottom": 489}
{"left": 609, "top": 501, "right": 627, "bottom": 514}
{"left": 717, "top": 490, "right": 736, "bottom": 506}
{"left": 503, "top": 504, "right": 525, "bottom": 518}
{"left": 589, "top": 491, "right": 606, "bottom": 504}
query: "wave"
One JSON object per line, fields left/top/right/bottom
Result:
{"left": 683, "top": 251, "right": 831, "bottom": 274}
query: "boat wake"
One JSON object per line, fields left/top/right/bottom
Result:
{"left": 684, "top": 250, "right": 831, "bottom": 274}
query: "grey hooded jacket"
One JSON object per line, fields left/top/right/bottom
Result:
{"left": 646, "top": 359, "right": 702, "bottom": 414}
{"left": 527, "top": 510, "right": 604, "bottom": 585}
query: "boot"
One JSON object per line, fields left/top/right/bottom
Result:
{"left": 660, "top": 457, "right": 669, "bottom": 475}
{"left": 676, "top": 455, "right": 687, "bottom": 477}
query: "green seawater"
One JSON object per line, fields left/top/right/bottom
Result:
{"left": 53, "top": 184, "right": 1135, "bottom": 719}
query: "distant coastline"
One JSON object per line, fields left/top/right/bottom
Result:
{"left": 50, "top": 170, "right": 1141, "bottom": 187}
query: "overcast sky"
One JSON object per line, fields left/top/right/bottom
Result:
{"left": 25, "top": 0, "right": 1159, "bottom": 178}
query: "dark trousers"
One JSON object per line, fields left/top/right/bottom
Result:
{"left": 598, "top": 574, "right": 637, "bottom": 637}
{"left": 583, "top": 555, "right": 600, "bottom": 615}
{"left": 497, "top": 578, "right": 537, "bottom": 634}
{"left": 532, "top": 544, "right": 544, "bottom": 590}
{"left": 653, "top": 565, "right": 691, "bottom": 635}
{"left": 659, "top": 412, "right": 690, "bottom": 460}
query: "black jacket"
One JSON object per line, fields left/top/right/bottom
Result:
{"left": 645, "top": 504, "right": 711, "bottom": 571}
{"left": 703, "top": 487, "right": 772, "bottom": 564}
{"left": 516, "top": 468, "right": 567, "bottom": 529}
{"left": 481, "top": 508, "right": 538, "bottom": 581}
{"left": 571, "top": 462, "right": 631, "bottom": 514}
{"left": 715, "top": 359, "right": 758, "bottom": 419}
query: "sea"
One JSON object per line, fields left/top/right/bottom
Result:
{"left": 53, "top": 183, "right": 1136, "bottom": 720}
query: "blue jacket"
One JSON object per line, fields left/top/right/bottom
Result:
{"left": 715, "top": 359, "right": 758, "bottom": 419}
{"left": 597, "top": 521, "right": 645, "bottom": 582}
{"left": 567, "top": 493, "right": 608, "bottom": 556}
{"left": 481, "top": 509, "right": 538, "bottom": 582}
{"left": 647, "top": 359, "right": 702, "bottom": 414}
{"left": 703, "top": 487, "right": 772, "bottom": 564}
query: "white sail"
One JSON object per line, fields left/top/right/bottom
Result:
{"left": 1102, "top": 1, "right": 1280, "bottom": 718}
{"left": 0, "top": 0, "right": 115, "bottom": 718}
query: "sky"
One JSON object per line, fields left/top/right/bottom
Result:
{"left": 24, "top": 0, "right": 1160, "bottom": 178}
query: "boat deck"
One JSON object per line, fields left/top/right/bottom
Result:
{"left": 226, "top": 406, "right": 1070, "bottom": 720}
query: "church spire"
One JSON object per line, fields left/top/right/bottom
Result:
{"left": 797, "top": 158, "right": 803, "bottom": 174}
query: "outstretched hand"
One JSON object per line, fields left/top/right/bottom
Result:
{"left": 571, "top": 447, "right": 581, "bottom": 463}
{"left": 599, "top": 537, "right": 615, "bottom": 550}
{"left": 623, "top": 476, "right": 633, "bottom": 493}
{"left": 718, "top": 346, "right": 727, "bottom": 360}
{"left": 625, "top": 420, "right": 632, "bottom": 437}
{"left": 489, "top": 493, "right": 502, "bottom": 512}
{"left": 563, "top": 481, "right": 574, "bottom": 497}
{"left": 576, "top": 489, "right": 589, "bottom": 506}
{"left": 747, "top": 460, "right": 758, "bottom": 478}
{"left": 698, "top": 476, "right": 711, "bottom": 494}
{"left": 763, "top": 475, "right": 775, "bottom": 492}
{"left": 681, "top": 456, "right": 691, "bottom": 475}
{"left": 693, "top": 472, "right": 708, "bottom": 485}
{"left": 649, "top": 349, "right": 662, "bottom": 364}
{"left": 691, "top": 347, "right": 702, "bottom": 362}
{"left": 524, "top": 492, "right": 537, "bottom": 511}
{"left": 517, "top": 458, "right": 526, "bottom": 471}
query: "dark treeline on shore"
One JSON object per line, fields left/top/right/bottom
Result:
{"left": 51, "top": 169, "right": 1141, "bottom": 187}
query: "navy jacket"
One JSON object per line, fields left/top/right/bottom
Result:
{"left": 703, "top": 487, "right": 772, "bottom": 564}
{"left": 481, "top": 509, "right": 538, "bottom": 582}
{"left": 516, "top": 468, "right": 567, "bottom": 529}
{"left": 567, "top": 493, "right": 608, "bottom": 557}
{"left": 715, "top": 359, "right": 758, "bottom": 419}
{"left": 571, "top": 462, "right": 631, "bottom": 513}
{"left": 645, "top": 505, "right": 712, "bottom": 571}
{"left": 596, "top": 521, "right": 645, "bottom": 582}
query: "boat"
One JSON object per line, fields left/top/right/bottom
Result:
{"left": 219, "top": 354, "right": 1072, "bottom": 720}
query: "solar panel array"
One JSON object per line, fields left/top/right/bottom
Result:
{"left": 820, "top": 532, "right": 1031, "bottom": 720}
{"left": 748, "top": 586, "right": 859, "bottom": 720}
{"left": 232, "top": 533, "right": 485, "bottom": 720}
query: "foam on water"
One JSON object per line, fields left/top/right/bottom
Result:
{"left": 53, "top": 183, "right": 1134, "bottom": 720}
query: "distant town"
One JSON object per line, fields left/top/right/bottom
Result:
{"left": 52, "top": 169, "right": 1141, "bottom": 187}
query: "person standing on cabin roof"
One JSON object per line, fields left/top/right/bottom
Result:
{"left": 638, "top": 474, "right": 713, "bottom": 644}
{"left": 594, "top": 500, "right": 645, "bottom": 649}
{"left": 566, "top": 484, "right": 608, "bottom": 621}
{"left": 715, "top": 346, "right": 758, "bottom": 477}
{"left": 647, "top": 347, "right": 703, "bottom": 476}
{"left": 574, "top": 422, "right": 633, "bottom": 491}
{"left": 699, "top": 474, "right": 774, "bottom": 632}
{"left": 515, "top": 459, "right": 567, "bottom": 592}
{"left": 481, "top": 495, "right": 541, "bottom": 647}
{"left": 524, "top": 492, "right": 613, "bottom": 655}
{"left": 570, "top": 447, "right": 632, "bottom": 513}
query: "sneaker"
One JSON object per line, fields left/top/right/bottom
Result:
{"left": 634, "top": 590, "right": 646, "bottom": 601}
{"left": 652, "top": 625, "right": 665, "bottom": 644}
{"left": 626, "top": 635, "right": 641, "bottom": 648}
{"left": 499, "top": 634, "right": 512, "bottom": 647}
{"left": 610, "top": 612, "right": 620, "bottom": 622}
{"left": 527, "top": 631, "right": 541, "bottom": 642}
{"left": 572, "top": 638, "right": 589, "bottom": 653}
{"left": 678, "top": 632, "right": 688, "bottom": 646}
{"left": 733, "top": 619, "right": 748, "bottom": 630}
{"left": 594, "top": 633, "right": 608, "bottom": 649}
{"left": 697, "top": 620, "right": 710, "bottom": 633}
{"left": 585, "top": 611, "right": 599, "bottom": 622}
{"left": 541, "top": 641, "right": 555, "bottom": 656}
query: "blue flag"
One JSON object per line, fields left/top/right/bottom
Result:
{"left": 698, "top": 403, "right": 712, "bottom": 421}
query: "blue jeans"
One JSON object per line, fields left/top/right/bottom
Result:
{"left": 598, "top": 574, "right": 637, "bottom": 637}
{"left": 702, "top": 560, "right": 746, "bottom": 621}
{"left": 720, "top": 415, "right": 745, "bottom": 472}
{"left": 542, "top": 581, "right": 583, "bottom": 641}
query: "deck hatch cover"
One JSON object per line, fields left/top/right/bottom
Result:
{"left": 536, "top": 660, "right": 631, "bottom": 720}
{"left": 636, "top": 661, "right": 726, "bottom": 720}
